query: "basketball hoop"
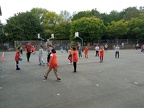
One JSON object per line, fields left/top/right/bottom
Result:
{"left": 38, "top": 33, "right": 40, "bottom": 39}
{"left": 75, "top": 32, "right": 79, "bottom": 37}
{"left": 51, "top": 34, "right": 54, "bottom": 39}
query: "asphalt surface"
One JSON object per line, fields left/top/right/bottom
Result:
{"left": 0, "top": 49, "right": 144, "bottom": 108}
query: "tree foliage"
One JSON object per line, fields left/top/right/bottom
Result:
{"left": 127, "top": 15, "right": 144, "bottom": 39}
{"left": 72, "top": 8, "right": 101, "bottom": 21}
{"left": 31, "top": 8, "right": 71, "bottom": 40}
{"left": 2, "top": 6, "right": 144, "bottom": 45}
{"left": 101, "top": 10, "right": 123, "bottom": 26}
{"left": 4, "top": 11, "right": 43, "bottom": 43}
{"left": 107, "top": 20, "right": 129, "bottom": 39}
{"left": 121, "top": 7, "right": 140, "bottom": 20}
{"left": 70, "top": 17, "right": 106, "bottom": 42}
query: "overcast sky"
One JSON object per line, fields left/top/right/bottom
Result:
{"left": 0, "top": 0, "right": 143, "bottom": 23}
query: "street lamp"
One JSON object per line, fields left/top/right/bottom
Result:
{"left": 75, "top": 32, "right": 83, "bottom": 49}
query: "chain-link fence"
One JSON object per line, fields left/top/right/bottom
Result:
{"left": 91, "top": 39, "right": 144, "bottom": 49}
{"left": 1, "top": 39, "right": 144, "bottom": 51}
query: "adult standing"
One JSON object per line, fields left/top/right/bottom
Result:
{"left": 95, "top": 45, "right": 99, "bottom": 57}
{"left": 25, "top": 42, "right": 32, "bottom": 62}
{"left": 114, "top": 45, "right": 120, "bottom": 58}
{"left": 77, "top": 42, "right": 82, "bottom": 58}
{"left": 72, "top": 47, "right": 78, "bottom": 72}
{"left": 104, "top": 43, "right": 108, "bottom": 51}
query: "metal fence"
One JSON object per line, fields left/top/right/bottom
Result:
{"left": 0, "top": 39, "right": 143, "bottom": 51}
{"left": 92, "top": 39, "right": 144, "bottom": 49}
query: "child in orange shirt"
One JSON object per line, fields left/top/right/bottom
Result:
{"left": 15, "top": 47, "right": 21, "bottom": 70}
{"left": 84, "top": 46, "right": 89, "bottom": 58}
{"left": 44, "top": 49, "right": 61, "bottom": 81}
{"left": 72, "top": 47, "right": 78, "bottom": 72}
{"left": 31, "top": 45, "right": 36, "bottom": 55}
{"left": 99, "top": 46, "right": 104, "bottom": 63}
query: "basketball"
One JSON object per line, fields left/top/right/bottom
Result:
{"left": 19, "top": 57, "right": 23, "bottom": 61}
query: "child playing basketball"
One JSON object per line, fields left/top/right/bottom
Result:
{"left": 15, "top": 47, "right": 21, "bottom": 70}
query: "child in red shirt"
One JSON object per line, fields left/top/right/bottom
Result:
{"left": 15, "top": 47, "right": 21, "bottom": 70}
{"left": 99, "top": 46, "right": 104, "bottom": 63}
{"left": 84, "top": 46, "right": 89, "bottom": 58}
{"left": 25, "top": 42, "right": 31, "bottom": 62}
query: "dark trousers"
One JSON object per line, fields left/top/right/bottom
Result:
{"left": 115, "top": 51, "right": 119, "bottom": 58}
{"left": 96, "top": 51, "right": 99, "bottom": 56}
{"left": 16, "top": 61, "right": 19, "bottom": 69}
{"left": 47, "top": 53, "right": 51, "bottom": 63}
{"left": 20, "top": 50, "right": 23, "bottom": 54}
{"left": 27, "top": 52, "right": 31, "bottom": 62}
{"left": 100, "top": 56, "right": 103, "bottom": 62}
{"left": 68, "top": 54, "right": 72, "bottom": 63}
{"left": 73, "top": 62, "right": 77, "bottom": 72}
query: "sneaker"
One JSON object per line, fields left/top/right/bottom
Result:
{"left": 16, "top": 68, "right": 20, "bottom": 70}
{"left": 57, "top": 78, "right": 61, "bottom": 80}
{"left": 44, "top": 76, "right": 47, "bottom": 79}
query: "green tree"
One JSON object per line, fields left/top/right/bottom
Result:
{"left": 4, "top": 11, "right": 43, "bottom": 43}
{"left": 72, "top": 9, "right": 101, "bottom": 21}
{"left": 127, "top": 16, "right": 144, "bottom": 39}
{"left": 107, "top": 20, "right": 129, "bottom": 43}
{"left": 0, "top": 23, "right": 5, "bottom": 43}
{"left": 53, "top": 10, "right": 71, "bottom": 39}
{"left": 101, "top": 10, "right": 123, "bottom": 26}
{"left": 120, "top": 7, "right": 140, "bottom": 20}
{"left": 70, "top": 17, "right": 106, "bottom": 43}
{"left": 31, "top": 8, "right": 68, "bottom": 40}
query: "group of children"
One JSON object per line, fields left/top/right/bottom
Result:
{"left": 82, "top": 45, "right": 105, "bottom": 63}
{"left": 15, "top": 44, "right": 44, "bottom": 70}
{"left": 44, "top": 46, "right": 79, "bottom": 80}
{"left": 15, "top": 43, "right": 80, "bottom": 81}
{"left": 15, "top": 43, "right": 120, "bottom": 81}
